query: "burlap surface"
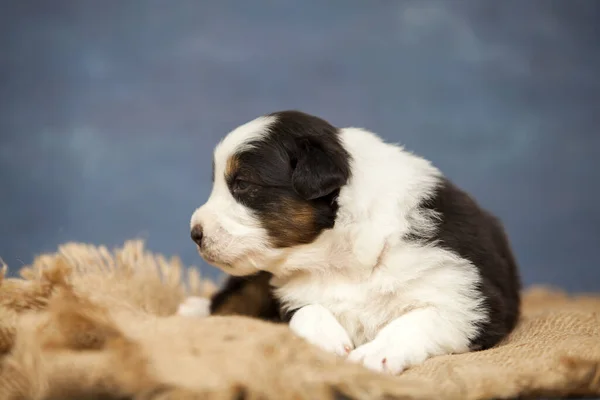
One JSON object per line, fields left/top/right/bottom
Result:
{"left": 0, "top": 240, "right": 598, "bottom": 400}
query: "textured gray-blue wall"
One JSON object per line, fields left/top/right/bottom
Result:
{"left": 1, "top": 0, "right": 599, "bottom": 291}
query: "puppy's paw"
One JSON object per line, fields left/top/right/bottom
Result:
{"left": 289, "top": 304, "right": 354, "bottom": 357}
{"left": 176, "top": 296, "right": 211, "bottom": 317}
{"left": 348, "top": 337, "right": 414, "bottom": 375}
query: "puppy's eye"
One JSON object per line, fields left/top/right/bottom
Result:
{"left": 233, "top": 179, "right": 251, "bottom": 192}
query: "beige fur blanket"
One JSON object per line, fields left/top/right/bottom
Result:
{"left": 0, "top": 240, "right": 599, "bottom": 400}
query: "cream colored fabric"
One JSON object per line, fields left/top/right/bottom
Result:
{"left": 0, "top": 240, "right": 598, "bottom": 400}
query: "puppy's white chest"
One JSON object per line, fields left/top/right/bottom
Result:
{"left": 276, "top": 274, "right": 407, "bottom": 346}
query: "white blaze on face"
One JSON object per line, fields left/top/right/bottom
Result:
{"left": 190, "top": 115, "right": 277, "bottom": 275}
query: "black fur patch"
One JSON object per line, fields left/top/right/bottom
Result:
{"left": 226, "top": 110, "right": 351, "bottom": 248}
{"left": 407, "top": 178, "right": 521, "bottom": 350}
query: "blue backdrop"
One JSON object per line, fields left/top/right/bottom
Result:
{"left": 1, "top": 0, "right": 598, "bottom": 291}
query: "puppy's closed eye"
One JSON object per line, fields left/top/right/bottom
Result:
{"left": 232, "top": 178, "right": 252, "bottom": 193}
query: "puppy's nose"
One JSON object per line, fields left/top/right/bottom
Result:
{"left": 190, "top": 225, "right": 204, "bottom": 246}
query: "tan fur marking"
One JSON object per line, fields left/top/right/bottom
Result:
{"left": 225, "top": 154, "right": 240, "bottom": 180}
{"left": 263, "top": 199, "right": 318, "bottom": 248}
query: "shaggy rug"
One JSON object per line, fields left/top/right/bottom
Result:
{"left": 0, "top": 240, "right": 599, "bottom": 400}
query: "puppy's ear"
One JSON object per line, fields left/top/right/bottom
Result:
{"left": 291, "top": 140, "right": 349, "bottom": 200}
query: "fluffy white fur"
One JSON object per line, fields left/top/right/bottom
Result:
{"left": 188, "top": 116, "right": 487, "bottom": 374}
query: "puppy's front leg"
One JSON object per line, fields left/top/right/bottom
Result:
{"left": 348, "top": 307, "right": 472, "bottom": 374}
{"left": 177, "top": 272, "right": 282, "bottom": 321}
{"left": 289, "top": 304, "right": 354, "bottom": 357}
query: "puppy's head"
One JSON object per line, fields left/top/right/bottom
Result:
{"left": 190, "top": 111, "right": 351, "bottom": 275}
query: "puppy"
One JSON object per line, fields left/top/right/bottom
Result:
{"left": 183, "top": 110, "right": 521, "bottom": 374}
